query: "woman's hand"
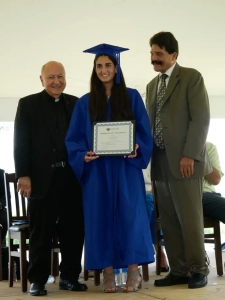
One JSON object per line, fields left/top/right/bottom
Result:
{"left": 125, "top": 144, "right": 139, "bottom": 158}
{"left": 84, "top": 151, "right": 99, "bottom": 162}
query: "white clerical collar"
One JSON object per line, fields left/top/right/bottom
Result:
{"left": 55, "top": 98, "right": 60, "bottom": 102}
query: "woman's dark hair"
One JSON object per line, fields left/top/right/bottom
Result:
{"left": 89, "top": 54, "right": 134, "bottom": 122}
{"left": 149, "top": 31, "right": 179, "bottom": 58}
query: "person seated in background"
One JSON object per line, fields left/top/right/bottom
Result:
{"left": 202, "top": 141, "right": 225, "bottom": 225}
{"left": 143, "top": 163, "right": 169, "bottom": 272}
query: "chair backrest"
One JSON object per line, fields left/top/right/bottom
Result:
{"left": 4, "top": 173, "right": 28, "bottom": 229}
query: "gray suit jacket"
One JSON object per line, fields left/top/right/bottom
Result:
{"left": 146, "top": 63, "right": 211, "bottom": 179}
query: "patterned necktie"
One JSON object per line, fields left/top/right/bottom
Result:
{"left": 154, "top": 74, "right": 168, "bottom": 149}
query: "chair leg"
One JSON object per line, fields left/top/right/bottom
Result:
{"left": 8, "top": 239, "right": 14, "bottom": 287}
{"left": 214, "top": 222, "right": 223, "bottom": 276}
{"left": 52, "top": 252, "right": 59, "bottom": 277}
{"left": 142, "top": 264, "right": 149, "bottom": 282}
{"left": 156, "top": 244, "right": 162, "bottom": 275}
{"left": 94, "top": 270, "right": 101, "bottom": 286}
{"left": 83, "top": 270, "right": 89, "bottom": 281}
{"left": 20, "top": 232, "right": 28, "bottom": 292}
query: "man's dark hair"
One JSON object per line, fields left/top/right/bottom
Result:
{"left": 149, "top": 31, "right": 179, "bottom": 58}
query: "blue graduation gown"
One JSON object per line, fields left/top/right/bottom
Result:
{"left": 65, "top": 88, "right": 155, "bottom": 269}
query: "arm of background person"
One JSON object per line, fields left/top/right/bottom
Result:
{"left": 205, "top": 143, "right": 223, "bottom": 185}
{"left": 205, "top": 167, "right": 221, "bottom": 186}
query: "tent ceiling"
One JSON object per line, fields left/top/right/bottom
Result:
{"left": 0, "top": 0, "right": 224, "bottom": 98}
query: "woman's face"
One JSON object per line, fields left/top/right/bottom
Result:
{"left": 95, "top": 55, "right": 116, "bottom": 85}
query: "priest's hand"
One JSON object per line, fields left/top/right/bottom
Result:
{"left": 17, "top": 176, "right": 32, "bottom": 198}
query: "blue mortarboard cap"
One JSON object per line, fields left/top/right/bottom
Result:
{"left": 83, "top": 43, "right": 129, "bottom": 84}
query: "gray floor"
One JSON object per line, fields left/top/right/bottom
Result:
{"left": 0, "top": 243, "right": 225, "bottom": 300}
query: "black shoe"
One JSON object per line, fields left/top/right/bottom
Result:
{"left": 29, "top": 283, "right": 47, "bottom": 296}
{"left": 59, "top": 278, "right": 88, "bottom": 291}
{"left": 188, "top": 273, "right": 207, "bottom": 289}
{"left": 160, "top": 267, "right": 170, "bottom": 273}
{"left": 154, "top": 273, "right": 190, "bottom": 287}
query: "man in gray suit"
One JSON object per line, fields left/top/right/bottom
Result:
{"left": 146, "top": 31, "right": 211, "bottom": 289}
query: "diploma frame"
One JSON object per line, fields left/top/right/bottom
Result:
{"left": 92, "top": 120, "right": 136, "bottom": 156}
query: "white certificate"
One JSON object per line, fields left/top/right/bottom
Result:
{"left": 93, "top": 121, "right": 135, "bottom": 156}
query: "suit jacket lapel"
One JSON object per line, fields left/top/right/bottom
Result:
{"left": 149, "top": 77, "right": 159, "bottom": 132}
{"left": 162, "top": 63, "right": 180, "bottom": 106}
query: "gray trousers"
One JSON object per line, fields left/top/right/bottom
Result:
{"left": 152, "top": 148, "right": 209, "bottom": 276}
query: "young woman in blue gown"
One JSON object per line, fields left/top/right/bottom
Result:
{"left": 65, "top": 43, "right": 154, "bottom": 293}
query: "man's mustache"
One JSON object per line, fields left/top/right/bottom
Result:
{"left": 151, "top": 60, "right": 163, "bottom": 65}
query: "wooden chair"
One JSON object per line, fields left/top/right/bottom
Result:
{"left": 84, "top": 269, "right": 101, "bottom": 286}
{"left": 152, "top": 181, "right": 223, "bottom": 276}
{"left": 204, "top": 217, "right": 223, "bottom": 276}
{"left": 4, "top": 172, "right": 29, "bottom": 292}
{"left": 4, "top": 172, "right": 60, "bottom": 292}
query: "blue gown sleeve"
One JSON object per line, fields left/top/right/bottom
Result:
{"left": 65, "top": 96, "right": 89, "bottom": 183}
{"left": 127, "top": 89, "right": 153, "bottom": 169}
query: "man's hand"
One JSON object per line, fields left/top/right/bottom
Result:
{"left": 84, "top": 151, "right": 99, "bottom": 163}
{"left": 17, "top": 176, "right": 32, "bottom": 198}
{"left": 180, "top": 156, "right": 194, "bottom": 178}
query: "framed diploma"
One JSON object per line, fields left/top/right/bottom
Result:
{"left": 92, "top": 120, "right": 136, "bottom": 156}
